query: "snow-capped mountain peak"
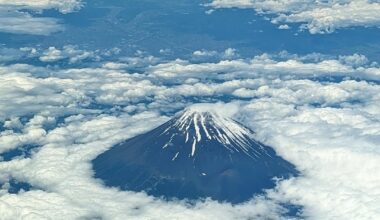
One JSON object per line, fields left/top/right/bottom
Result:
{"left": 161, "top": 107, "right": 265, "bottom": 158}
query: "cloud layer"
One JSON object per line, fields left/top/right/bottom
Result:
{"left": 0, "top": 50, "right": 380, "bottom": 219}
{"left": 207, "top": 0, "right": 380, "bottom": 34}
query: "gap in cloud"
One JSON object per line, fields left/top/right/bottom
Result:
{"left": 0, "top": 144, "right": 40, "bottom": 162}
{"left": 280, "top": 203, "right": 303, "bottom": 218}
{"left": 1, "top": 179, "right": 32, "bottom": 194}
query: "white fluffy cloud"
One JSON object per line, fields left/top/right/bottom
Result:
{"left": 192, "top": 48, "right": 239, "bottom": 61}
{"left": 239, "top": 101, "right": 380, "bottom": 219}
{"left": 207, "top": 0, "right": 380, "bottom": 34}
{"left": 0, "top": 51, "right": 380, "bottom": 219}
{"left": 39, "top": 46, "right": 99, "bottom": 63}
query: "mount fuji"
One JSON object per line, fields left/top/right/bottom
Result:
{"left": 92, "top": 106, "right": 298, "bottom": 203}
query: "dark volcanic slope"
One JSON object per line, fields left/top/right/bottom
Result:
{"left": 92, "top": 108, "right": 298, "bottom": 203}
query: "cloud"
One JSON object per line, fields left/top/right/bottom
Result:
{"left": 149, "top": 53, "right": 380, "bottom": 81}
{"left": 39, "top": 47, "right": 65, "bottom": 62}
{"left": 0, "top": 0, "right": 83, "bottom": 13}
{"left": 192, "top": 48, "right": 239, "bottom": 61}
{"left": 207, "top": 0, "right": 380, "bottom": 34}
{"left": 0, "top": 48, "right": 26, "bottom": 63}
{"left": 339, "top": 54, "right": 369, "bottom": 67}
{"left": 39, "top": 46, "right": 99, "bottom": 63}
{"left": 0, "top": 51, "right": 380, "bottom": 219}
{"left": 278, "top": 24, "right": 290, "bottom": 30}
{"left": 0, "top": 45, "right": 120, "bottom": 64}
{"left": 0, "top": 0, "right": 82, "bottom": 35}
{"left": 0, "top": 9, "right": 63, "bottom": 35}
{"left": 240, "top": 103, "right": 380, "bottom": 219}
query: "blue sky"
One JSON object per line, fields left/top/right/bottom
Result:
{"left": 0, "top": 1, "right": 380, "bottom": 219}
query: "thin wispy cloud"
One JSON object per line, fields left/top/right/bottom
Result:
{"left": 0, "top": 0, "right": 82, "bottom": 35}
